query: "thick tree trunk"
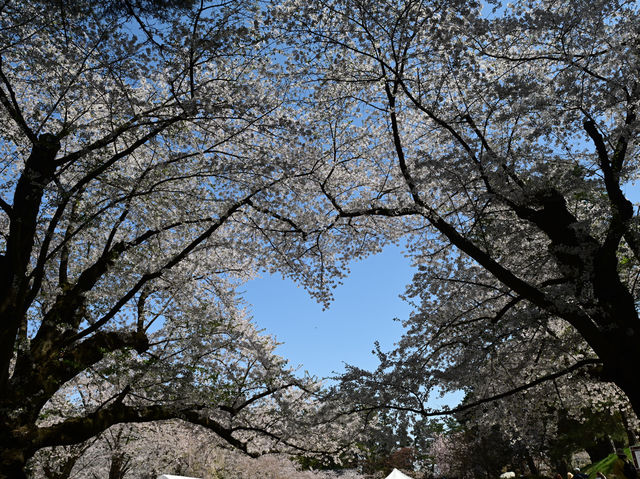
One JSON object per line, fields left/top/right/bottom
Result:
{"left": 108, "top": 452, "right": 130, "bottom": 479}
{"left": 0, "top": 134, "right": 60, "bottom": 391}
{"left": 524, "top": 451, "right": 539, "bottom": 476}
{"left": 621, "top": 409, "right": 638, "bottom": 446}
{"left": 553, "top": 459, "right": 569, "bottom": 477}
{"left": 585, "top": 436, "right": 615, "bottom": 463}
{"left": 604, "top": 345, "right": 640, "bottom": 421}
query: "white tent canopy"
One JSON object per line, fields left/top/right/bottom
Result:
{"left": 385, "top": 468, "right": 414, "bottom": 479}
{"left": 157, "top": 475, "right": 202, "bottom": 479}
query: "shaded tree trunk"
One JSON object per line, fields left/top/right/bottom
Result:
{"left": 585, "top": 436, "right": 615, "bottom": 463}
{"left": 621, "top": 409, "right": 639, "bottom": 446}
{"left": 525, "top": 451, "right": 539, "bottom": 476}
{"left": 553, "top": 459, "right": 569, "bottom": 477}
{"left": 108, "top": 452, "right": 130, "bottom": 479}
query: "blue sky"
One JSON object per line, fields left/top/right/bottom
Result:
{"left": 243, "top": 243, "right": 465, "bottom": 409}
{"left": 243, "top": 243, "right": 413, "bottom": 380}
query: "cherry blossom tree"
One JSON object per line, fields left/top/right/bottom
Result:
{"left": 30, "top": 419, "right": 371, "bottom": 479}
{"left": 277, "top": 0, "right": 640, "bottom": 417}
{"left": 21, "top": 284, "right": 366, "bottom": 477}
{"left": 31, "top": 420, "right": 229, "bottom": 479}
{"left": 4, "top": 0, "right": 640, "bottom": 475}
{"left": 0, "top": 0, "right": 374, "bottom": 476}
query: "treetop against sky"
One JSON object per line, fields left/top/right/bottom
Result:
{"left": 0, "top": 0, "right": 639, "bottom": 477}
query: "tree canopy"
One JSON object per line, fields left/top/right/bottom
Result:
{"left": 0, "top": 1, "right": 366, "bottom": 477}
{"left": 2, "top": 0, "right": 640, "bottom": 476}
{"left": 274, "top": 0, "right": 640, "bottom": 410}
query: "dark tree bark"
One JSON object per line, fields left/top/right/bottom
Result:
{"left": 108, "top": 452, "right": 130, "bottom": 479}
{"left": 585, "top": 436, "right": 616, "bottom": 463}
{"left": 621, "top": 409, "right": 639, "bottom": 447}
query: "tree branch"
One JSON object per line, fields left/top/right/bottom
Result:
{"left": 0, "top": 56, "right": 37, "bottom": 143}
{"left": 374, "top": 63, "right": 580, "bottom": 329}
{"left": 33, "top": 402, "right": 247, "bottom": 454}
{"left": 26, "top": 117, "right": 183, "bottom": 310}
{"left": 489, "top": 277, "right": 569, "bottom": 324}
{"left": 221, "top": 383, "right": 297, "bottom": 416}
{"left": 351, "top": 358, "right": 602, "bottom": 418}
{"left": 70, "top": 186, "right": 266, "bottom": 343}
{"left": 583, "top": 118, "right": 635, "bottom": 255}
{"left": 424, "top": 358, "right": 603, "bottom": 417}
{"left": 0, "top": 197, "right": 11, "bottom": 216}
{"left": 10, "top": 331, "right": 149, "bottom": 414}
